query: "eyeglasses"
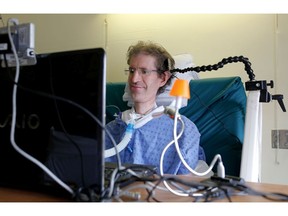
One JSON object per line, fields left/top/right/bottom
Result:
{"left": 124, "top": 67, "right": 159, "bottom": 76}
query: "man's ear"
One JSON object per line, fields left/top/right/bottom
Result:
{"left": 159, "top": 70, "right": 171, "bottom": 87}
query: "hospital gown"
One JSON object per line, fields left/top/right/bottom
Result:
{"left": 105, "top": 112, "right": 205, "bottom": 175}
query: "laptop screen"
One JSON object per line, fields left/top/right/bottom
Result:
{"left": 0, "top": 48, "right": 106, "bottom": 199}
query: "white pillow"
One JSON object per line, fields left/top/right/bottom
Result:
{"left": 123, "top": 53, "right": 199, "bottom": 107}
{"left": 173, "top": 53, "right": 199, "bottom": 80}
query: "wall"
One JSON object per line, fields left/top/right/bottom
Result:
{"left": 1, "top": 14, "right": 288, "bottom": 185}
{"left": 1, "top": 14, "right": 107, "bottom": 53}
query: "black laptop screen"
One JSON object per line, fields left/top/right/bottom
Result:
{"left": 0, "top": 48, "right": 106, "bottom": 198}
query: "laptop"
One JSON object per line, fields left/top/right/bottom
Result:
{"left": 0, "top": 48, "right": 106, "bottom": 200}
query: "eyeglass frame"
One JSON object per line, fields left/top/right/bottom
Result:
{"left": 124, "top": 67, "right": 163, "bottom": 76}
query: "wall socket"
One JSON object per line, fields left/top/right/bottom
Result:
{"left": 272, "top": 130, "right": 288, "bottom": 149}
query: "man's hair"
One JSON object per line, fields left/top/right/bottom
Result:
{"left": 126, "top": 40, "right": 175, "bottom": 94}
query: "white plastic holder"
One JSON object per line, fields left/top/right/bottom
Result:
{"left": 240, "top": 90, "right": 262, "bottom": 182}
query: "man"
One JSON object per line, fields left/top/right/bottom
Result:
{"left": 105, "top": 40, "right": 205, "bottom": 175}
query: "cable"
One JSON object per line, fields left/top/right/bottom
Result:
{"left": 106, "top": 104, "right": 121, "bottom": 117}
{"left": 171, "top": 56, "right": 256, "bottom": 81}
{"left": 160, "top": 101, "right": 226, "bottom": 197}
{"left": 159, "top": 117, "right": 187, "bottom": 196}
{"left": 104, "top": 162, "right": 288, "bottom": 202}
{"left": 6, "top": 18, "right": 75, "bottom": 196}
{"left": 174, "top": 112, "right": 224, "bottom": 177}
{"left": 164, "top": 100, "right": 226, "bottom": 177}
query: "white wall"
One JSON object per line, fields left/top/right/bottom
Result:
{"left": 262, "top": 14, "right": 288, "bottom": 184}
{"left": 106, "top": 14, "right": 275, "bottom": 83}
{"left": 1, "top": 14, "right": 107, "bottom": 53}
{"left": 2, "top": 14, "right": 288, "bottom": 185}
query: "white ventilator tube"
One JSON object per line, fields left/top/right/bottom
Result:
{"left": 104, "top": 106, "right": 165, "bottom": 158}
{"left": 105, "top": 123, "right": 134, "bottom": 158}
{"left": 240, "top": 90, "right": 262, "bottom": 182}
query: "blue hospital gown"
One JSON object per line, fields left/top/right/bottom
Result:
{"left": 105, "top": 113, "right": 205, "bottom": 175}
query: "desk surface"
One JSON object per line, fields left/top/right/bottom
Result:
{"left": 0, "top": 186, "right": 69, "bottom": 202}
{"left": 1, "top": 176, "right": 288, "bottom": 202}
{"left": 121, "top": 176, "right": 288, "bottom": 202}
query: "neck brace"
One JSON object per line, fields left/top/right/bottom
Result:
{"left": 121, "top": 105, "right": 165, "bottom": 129}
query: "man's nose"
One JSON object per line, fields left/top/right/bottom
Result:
{"left": 130, "top": 69, "right": 142, "bottom": 82}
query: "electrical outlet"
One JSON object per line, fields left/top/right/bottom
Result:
{"left": 272, "top": 130, "right": 288, "bottom": 149}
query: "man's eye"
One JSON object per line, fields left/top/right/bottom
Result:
{"left": 141, "top": 69, "right": 149, "bottom": 74}
{"left": 129, "top": 68, "right": 136, "bottom": 73}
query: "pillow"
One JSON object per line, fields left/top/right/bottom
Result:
{"left": 173, "top": 53, "right": 199, "bottom": 80}
{"left": 123, "top": 53, "right": 199, "bottom": 107}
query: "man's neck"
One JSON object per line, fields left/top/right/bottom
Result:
{"left": 133, "top": 102, "right": 157, "bottom": 115}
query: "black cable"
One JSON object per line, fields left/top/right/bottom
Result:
{"left": 232, "top": 182, "right": 288, "bottom": 202}
{"left": 206, "top": 179, "right": 288, "bottom": 202}
{"left": 171, "top": 56, "right": 255, "bottom": 81}
{"left": 132, "top": 175, "right": 288, "bottom": 202}
{"left": 146, "top": 175, "right": 165, "bottom": 202}
{"left": 108, "top": 171, "right": 288, "bottom": 202}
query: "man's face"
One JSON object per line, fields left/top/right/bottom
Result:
{"left": 128, "top": 53, "right": 166, "bottom": 105}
